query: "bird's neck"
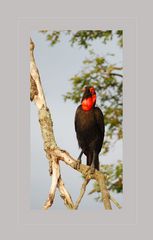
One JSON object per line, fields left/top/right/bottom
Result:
{"left": 81, "top": 94, "right": 96, "bottom": 111}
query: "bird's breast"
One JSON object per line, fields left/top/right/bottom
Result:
{"left": 76, "top": 108, "right": 97, "bottom": 133}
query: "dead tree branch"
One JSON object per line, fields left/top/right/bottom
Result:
{"left": 30, "top": 38, "right": 121, "bottom": 210}
{"left": 74, "top": 176, "right": 91, "bottom": 210}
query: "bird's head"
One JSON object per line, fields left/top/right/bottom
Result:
{"left": 81, "top": 86, "right": 96, "bottom": 111}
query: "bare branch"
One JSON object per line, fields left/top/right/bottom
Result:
{"left": 74, "top": 176, "right": 91, "bottom": 209}
{"left": 88, "top": 188, "right": 97, "bottom": 195}
{"left": 43, "top": 156, "right": 59, "bottom": 209}
{"left": 30, "top": 74, "right": 38, "bottom": 101}
{"left": 58, "top": 177, "right": 74, "bottom": 209}
{"left": 110, "top": 195, "right": 122, "bottom": 209}
{"left": 95, "top": 170, "right": 112, "bottom": 209}
{"left": 110, "top": 73, "right": 123, "bottom": 78}
{"left": 30, "top": 39, "right": 47, "bottom": 109}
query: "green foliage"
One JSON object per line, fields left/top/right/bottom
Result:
{"left": 101, "top": 160, "right": 123, "bottom": 193}
{"left": 70, "top": 30, "right": 113, "bottom": 48}
{"left": 46, "top": 31, "right": 61, "bottom": 46}
{"left": 41, "top": 30, "right": 123, "bottom": 48}
{"left": 89, "top": 161, "right": 123, "bottom": 201}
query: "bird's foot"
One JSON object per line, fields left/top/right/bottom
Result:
{"left": 76, "top": 159, "right": 81, "bottom": 169}
{"left": 73, "top": 159, "right": 81, "bottom": 170}
{"left": 90, "top": 166, "right": 95, "bottom": 175}
{"left": 86, "top": 165, "right": 95, "bottom": 176}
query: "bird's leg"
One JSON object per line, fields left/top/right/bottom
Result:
{"left": 74, "top": 150, "right": 84, "bottom": 170}
{"left": 87, "top": 152, "right": 95, "bottom": 174}
{"left": 90, "top": 151, "right": 96, "bottom": 174}
{"left": 94, "top": 153, "right": 99, "bottom": 171}
{"left": 77, "top": 150, "right": 84, "bottom": 164}
{"left": 90, "top": 162, "right": 95, "bottom": 174}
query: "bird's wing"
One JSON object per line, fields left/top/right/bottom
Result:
{"left": 94, "top": 107, "right": 105, "bottom": 137}
{"left": 74, "top": 105, "right": 81, "bottom": 132}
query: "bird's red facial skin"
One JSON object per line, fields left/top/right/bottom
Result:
{"left": 89, "top": 87, "right": 95, "bottom": 95}
{"left": 81, "top": 94, "right": 96, "bottom": 111}
{"left": 92, "top": 94, "right": 96, "bottom": 104}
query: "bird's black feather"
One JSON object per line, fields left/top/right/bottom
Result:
{"left": 74, "top": 87, "right": 105, "bottom": 171}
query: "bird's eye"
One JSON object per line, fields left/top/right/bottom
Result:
{"left": 90, "top": 87, "right": 95, "bottom": 94}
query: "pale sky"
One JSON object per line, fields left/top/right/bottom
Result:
{"left": 30, "top": 31, "right": 123, "bottom": 210}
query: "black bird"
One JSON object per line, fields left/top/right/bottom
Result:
{"left": 75, "top": 86, "right": 105, "bottom": 173}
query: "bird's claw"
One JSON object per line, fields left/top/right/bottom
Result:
{"left": 86, "top": 165, "right": 95, "bottom": 176}
{"left": 73, "top": 159, "right": 81, "bottom": 170}
{"left": 90, "top": 166, "right": 95, "bottom": 175}
{"left": 76, "top": 159, "right": 81, "bottom": 169}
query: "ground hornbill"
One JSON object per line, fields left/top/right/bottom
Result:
{"left": 75, "top": 86, "right": 105, "bottom": 173}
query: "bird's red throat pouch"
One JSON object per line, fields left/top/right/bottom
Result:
{"left": 81, "top": 94, "right": 96, "bottom": 111}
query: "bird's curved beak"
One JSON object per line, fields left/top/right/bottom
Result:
{"left": 81, "top": 87, "right": 86, "bottom": 92}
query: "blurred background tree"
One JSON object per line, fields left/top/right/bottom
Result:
{"left": 40, "top": 30, "right": 123, "bottom": 200}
